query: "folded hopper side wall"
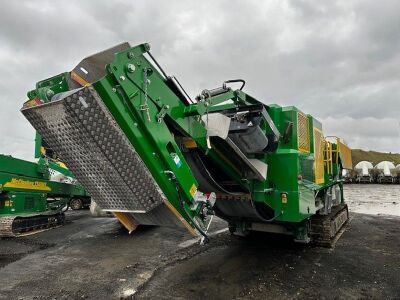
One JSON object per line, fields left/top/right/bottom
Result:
{"left": 22, "top": 87, "right": 193, "bottom": 231}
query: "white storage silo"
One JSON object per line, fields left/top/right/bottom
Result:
{"left": 342, "top": 169, "right": 353, "bottom": 183}
{"left": 395, "top": 164, "right": 400, "bottom": 183}
{"left": 375, "top": 161, "right": 396, "bottom": 183}
{"left": 354, "top": 161, "right": 373, "bottom": 183}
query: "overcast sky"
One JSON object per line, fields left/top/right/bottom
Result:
{"left": 0, "top": 0, "right": 399, "bottom": 161}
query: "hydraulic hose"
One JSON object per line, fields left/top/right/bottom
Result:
{"left": 164, "top": 171, "right": 209, "bottom": 243}
{"left": 223, "top": 79, "right": 246, "bottom": 90}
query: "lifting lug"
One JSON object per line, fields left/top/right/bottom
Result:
{"left": 157, "top": 104, "right": 170, "bottom": 123}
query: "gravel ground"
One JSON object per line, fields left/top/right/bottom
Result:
{"left": 0, "top": 185, "right": 399, "bottom": 299}
{"left": 137, "top": 214, "right": 400, "bottom": 299}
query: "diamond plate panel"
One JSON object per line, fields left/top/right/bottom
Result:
{"left": 21, "top": 87, "right": 165, "bottom": 212}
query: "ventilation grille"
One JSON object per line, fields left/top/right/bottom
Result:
{"left": 24, "top": 197, "right": 35, "bottom": 210}
{"left": 297, "top": 112, "right": 310, "bottom": 152}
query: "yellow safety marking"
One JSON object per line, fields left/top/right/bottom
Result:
{"left": 56, "top": 161, "right": 68, "bottom": 169}
{"left": 189, "top": 184, "right": 197, "bottom": 198}
{"left": 71, "top": 71, "right": 89, "bottom": 87}
{"left": 3, "top": 178, "right": 51, "bottom": 191}
{"left": 163, "top": 200, "right": 198, "bottom": 236}
{"left": 24, "top": 98, "right": 42, "bottom": 108}
{"left": 113, "top": 212, "right": 138, "bottom": 234}
{"left": 40, "top": 146, "right": 46, "bottom": 156}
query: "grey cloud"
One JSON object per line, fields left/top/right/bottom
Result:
{"left": 0, "top": 0, "right": 399, "bottom": 161}
{"left": 322, "top": 117, "right": 400, "bottom": 152}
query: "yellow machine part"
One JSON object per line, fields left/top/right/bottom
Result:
{"left": 113, "top": 212, "right": 138, "bottom": 234}
{"left": 182, "top": 138, "right": 197, "bottom": 149}
{"left": 313, "top": 128, "right": 325, "bottom": 184}
{"left": 336, "top": 139, "right": 353, "bottom": 169}
{"left": 323, "top": 137, "right": 353, "bottom": 176}
{"left": 70, "top": 70, "right": 89, "bottom": 87}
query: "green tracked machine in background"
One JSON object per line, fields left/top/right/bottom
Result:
{"left": 0, "top": 135, "right": 90, "bottom": 237}
{"left": 21, "top": 42, "right": 352, "bottom": 245}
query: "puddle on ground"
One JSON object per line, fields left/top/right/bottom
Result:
{"left": 344, "top": 184, "right": 400, "bottom": 216}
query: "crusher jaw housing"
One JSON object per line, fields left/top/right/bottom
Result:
{"left": 21, "top": 42, "right": 352, "bottom": 245}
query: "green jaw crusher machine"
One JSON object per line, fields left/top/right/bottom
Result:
{"left": 0, "top": 138, "right": 90, "bottom": 237}
{"left": 21, "top": 42, "right": 352, "bottom": 245}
